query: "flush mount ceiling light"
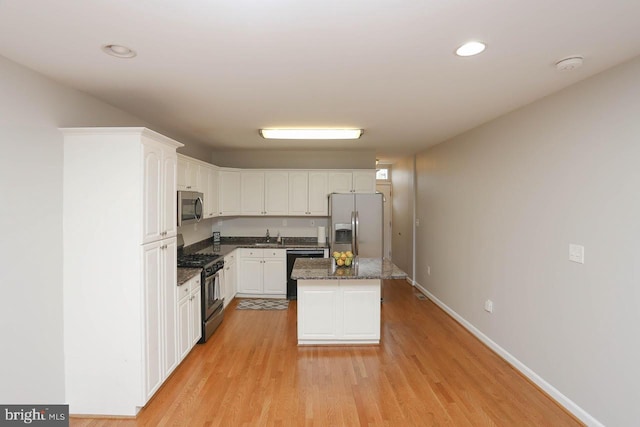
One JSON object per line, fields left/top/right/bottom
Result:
{"left": 101, "top": 44, "right": 137, "bottom": 58}
{"left": 259, "top": 129, "right": 363, "bottom": 140}
{"left": 555, "top": 56, "right": 584, "bottom": 71}
{"left": 455, "top": 41, "right": 486, "bottom": 57}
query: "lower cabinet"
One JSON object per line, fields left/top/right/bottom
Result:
{"left": 177, "top": 274, "right": 201, "bottom": 361}
{"left": 297, "top": 279, "right": 381, "bottom": 345}
{"left": 237, "top": 248, "right": 286, "bottom": 298}
{"left": 223, "top": 251, "right": 237, "bottom": 307}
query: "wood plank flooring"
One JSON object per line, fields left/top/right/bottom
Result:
{"left": 71, "top": 280, "right": 582, "bottom": 426}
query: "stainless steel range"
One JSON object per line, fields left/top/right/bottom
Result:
{"left": 177, "top": 252, "right": 224, "bottom": 343}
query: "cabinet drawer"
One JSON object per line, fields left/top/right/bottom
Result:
{"left": 263, "top": 249, "right": 285, "bottom": 258}
{"left": 240, "top": 248, "right": 263, "bottom": 258}
{"left": 190, "top": 276, "right": 201, "bottom": 293}
{"left": 178, "top": 282, "right": 191, "bottom": 302}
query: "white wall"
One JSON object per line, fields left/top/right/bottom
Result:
{"left": 214, "top": 217, "right": 329, "bottom": 239}
{"left": 0, "top": 55, "right": 204, "bottom": 404}
{"left": 211, "top": 149, "right": 376, "bottom": 169}
{"left": 412, "top": 56, "right": 640, "bottom": 426}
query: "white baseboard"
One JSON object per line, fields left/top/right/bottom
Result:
{"left": 405, "top": 276, "right": 415, "bottom": 286}
{"left": 413, "top": 281, "right": 603, "bottom": 427}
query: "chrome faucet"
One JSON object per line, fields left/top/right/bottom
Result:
{"left": 265, "top": 229, "right": 270, "bottom": 242}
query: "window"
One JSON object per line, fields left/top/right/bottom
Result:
{"left": 376, "top": 164, "right": 391, "bottom": 181}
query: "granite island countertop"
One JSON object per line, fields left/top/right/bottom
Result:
{"left": 291, "top": 258, "right": 407, "bottom": 280}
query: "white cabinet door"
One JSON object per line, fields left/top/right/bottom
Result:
{"left": 177, "top": 155, "right": 201, "bottom": 191}
{"left": 341, "top": 282, "right": 380, "bottom": 339}
{"left": 143, "top": 143, "right": 162, "bottom": 244}
{"left": 162, "top": 238, "right": 178, "bottom": 376}
{"left": 162, "top": 151, "right": 178, "bottom": 238}
{"left": 308, "top": 171, "right": 329, "bottom": 215}
{"left": 142, "top": 241, "right": 163, "bottom": 401}
{"left": 298, "top": 284, "right": 340, "bottom": 339}
{"left": 264, "top": 171, "right": 289, "bottom": 215}
{"left": 223, "top": 252, "right": 237, "bottom": 307}
{"left": 240, "top": 171, "right": 265, "bottom": 215}
{"left": 288, "top": 171, "right": 308, "bottom": 215}
{"left": 219, "top": 170, "right": 241, "bottom": 215}
{"left": 144, "top": 142, "right": 176, "bottom": 243}
{"left": 352, "top": 170, "right": 376, "bottom": 193}
{"left": 190, "top": 288, "right": 202, "bottom": 347}
{"left": 177, "top": 156, "right": 189, "bottom": 191}
{"left": 238, "top": 255, "right": 263, "bottom": 293}
{"left": 263, "top": 257, "right": 286, "bottom": 294}
{"left": 177, "top": 290, "right": 190, "bottom": 360}
{"left": 328, "top": 171, "right": 353, "bottom": 193}
{"left": 206, "top": 166, "right": 219, "bottom": 218}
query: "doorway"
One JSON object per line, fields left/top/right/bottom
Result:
{"left": 376, "top": 182, "right": 392, "bottom": 260}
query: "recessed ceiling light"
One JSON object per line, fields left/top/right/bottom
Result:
{"left": 101, "top": 44, "right": 137, "bottom": 59}
{"left": 260, "top": 129, "right": 363, "bottom": 140}
{"left": 455, "top": 41, "right": 486, "bottom": 57}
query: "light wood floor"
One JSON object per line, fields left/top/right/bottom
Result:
{"left": 71, "top": 280, "right": 582, "bottom": 426}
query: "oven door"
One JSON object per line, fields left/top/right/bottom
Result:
{"left": 177, "top": 191, "right": 203, "bottom": 226}
{"left": 204, "top": 270, "right": 223, "bottom": 321}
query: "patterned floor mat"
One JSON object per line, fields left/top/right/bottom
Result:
{"left": 236, "top": 298, "right": 289, "bottom": 310}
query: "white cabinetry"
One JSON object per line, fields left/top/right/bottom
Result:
{"left": 177, "top": 154, "right": 201, "bottom": 192}
{"left": 62, "top": 127, "right": 183, "bottom": 416}
{"left": 142, "top": 238, "right": 178, "bottom": 401}
{"left": 240, "top": 171, "right": 289, "bottom": 215}
{"left": 328, "top": 170, "right": 376, "bottom": 193}
{"left": 200, "top": 164, "right": 219, "bottom": 219}
{"left": 297, "top": 279, "right": 381, "bottom": 345}
{"left": 237, "top": 248, "right": 286, "bottom": 297}
{"left": 288, "top": 171, "right": 328, "bottom": 216}
{"left": 177, "top": 274, "right": 202, "bottom": 361}
{"left": 223, "top": 251, "right": 237, "bottom": 307}
{"left": 219, "top": 169, "right": 241, "bottom": 216}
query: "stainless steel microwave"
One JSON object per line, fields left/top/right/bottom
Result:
{"left": 177, "top": 191, "right": 204, "bottom": 226}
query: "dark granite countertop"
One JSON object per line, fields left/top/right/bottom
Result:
{"left": 177, "top": 268, "right": 201, "bottom": 286}
{"left": 291, "top": 258, "right": 407, "bottom": 280}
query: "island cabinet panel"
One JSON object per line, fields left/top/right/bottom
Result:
{"left": 297, "top": 279, "right": 380, "bottom": 345}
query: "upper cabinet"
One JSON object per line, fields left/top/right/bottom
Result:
{"left": 178, "top": 153, "right": 375, "bottom": 217}
{"left": 241, "top": 171, "right": 289, "bottom": 216}
{"left": 177, "top": 155, "right": 201, "bottom": 192}
{"left": 143, "top": 138, "right": 178, "bottom": 244}
{"left": 219, "top": 169, "right": 241, "bottom": 216}
{"left": 328, "top": 170, "right": 376, "bottom": 193}
{"left": 199, "top": 164, "right": 218, "bottom": 219}
{"left": 289, "top": 171, "right": 328, "bottom": 216}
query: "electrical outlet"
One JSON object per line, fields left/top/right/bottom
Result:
{"left": 416, "top": 218, "right": 420, "bottom": 227}
{"left": 310, "top": 220, "right": 315, "bottom": 226}
{"left": 569, "top": 244, "right": 585, "bottom": 264}
{"left": 484, "top": 300, "right": 493, "bottom": 313}
{"left": 427, "top": 266, "right": 431, "bottom": 276}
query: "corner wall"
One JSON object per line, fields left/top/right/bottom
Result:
{"left": 0, "top": 55, "right": 204, "bottom": 404}
{"left": 413, "top": 55, "right": 640, "bottom": 426}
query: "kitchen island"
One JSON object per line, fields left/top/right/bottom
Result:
{"left": 291, "top": 258, "right": 406, "bottom": 345}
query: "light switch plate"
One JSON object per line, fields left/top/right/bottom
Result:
{"left": 569, "top": 244, "right": 585, "bottom": 264}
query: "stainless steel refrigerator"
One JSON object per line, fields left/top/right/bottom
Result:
{"left": 329, "top": 193, "right": 383, "bottom": 258}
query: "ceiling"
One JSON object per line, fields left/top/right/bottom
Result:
{"left": 1, "top": 1, "right": 640, "bottom": 162}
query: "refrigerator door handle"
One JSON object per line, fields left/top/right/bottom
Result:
{"left": 355, "top": 211, "right": 360, "bottom": 256}
{"left": 351, "top": 211, "right": 356, "bottom": 255}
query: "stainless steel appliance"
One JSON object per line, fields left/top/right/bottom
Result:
{"left": 177, "top": 191, "right": 203, "bottom": 226}
{"left": 286, "top": 249, "right": 325, "bottom": 300}
{"left": 176, "top": 252, "right": 224, "bottom": 343}
{"left": 329, "top": 193, "right": 383, "bottom": 258}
